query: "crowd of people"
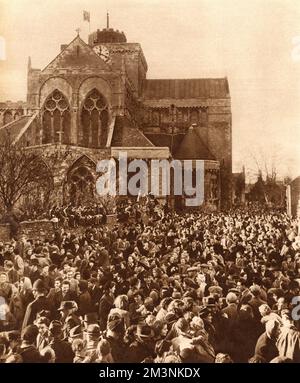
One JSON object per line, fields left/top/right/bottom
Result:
{"left": 0, "top": 201, "right": 300, "bottom": 363}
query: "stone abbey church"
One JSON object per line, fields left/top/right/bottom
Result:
{"left": 0, "top": 24, "right": 232, "bottom": 209}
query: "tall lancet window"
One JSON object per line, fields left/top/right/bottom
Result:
{"left": 42, "top": 90, "right": 71, "bottom": 144}
{"left": 80, "top": 89, "right": 109, "bottom": 148}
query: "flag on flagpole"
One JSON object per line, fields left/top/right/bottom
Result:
{"left": 83, "top": 10, "right": 90, "bottom": 22}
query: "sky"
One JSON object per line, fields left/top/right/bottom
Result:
{"left": 0, "top": 0, "right": 299, "bottom": 181}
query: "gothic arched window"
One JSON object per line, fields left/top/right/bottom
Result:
{"left": 79, "top": 89, "right": 109, "bottom": 148}
{"left": 42, "top": 90, "right": 71, "bottom": 144}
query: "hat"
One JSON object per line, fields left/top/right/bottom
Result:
{"left": 86, "top": 324, "right": 101, "bottom": 337}
{"left": 136, "top": 324, "right": 154, "bottom": 339}
{"left": 203, "top": 296, "right": 216, "bottom": 307}
{"left": 58, "top": 301, "right": 78, "bottom": 311}
{"left": 198, "top": 306, "right": 211, "bottom": 318}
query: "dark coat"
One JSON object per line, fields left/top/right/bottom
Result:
{"left": 255, "top": 332, "right": 278, "bottom": 362}
{"left": 47, "top": 288, "right": 63, "bottom": 314}
{"left": 98, "top": 294, "right": 114, "bottom": 331}
{"left": 22, "top": 295, "right": 51, "bottom": 330}
{"left": 61, "top": 290, "right": 78, "bottom": 302}
{"left": 19, "top": 344, "right": 44, "bottom": 363}
{"left": 105, "top": 335, "right": 127, "bottom": 363}
{"left": 128, "top": 338, "right": 156, "bottom": 363}
{"left": 77, "top": 291, "right": 92, "bottom": 316}
{"left": 49, "top": 339, "right": 74, "bottom": 363}
{"left": 89, "top": 286, "right": 102, "bottom": 308}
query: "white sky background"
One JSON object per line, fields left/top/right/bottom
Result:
{"left": 0, "top": 0, "right": 299, "bottom": 181}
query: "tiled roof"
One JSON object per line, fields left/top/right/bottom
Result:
{"left": 143, "top": 78, "right": 229, "bottom": 100}
{"left": 145, "top": 133, "right": 185, "bottom": 155}
{"left": 111, "top": 116, "right": 154, "bottom": 147}
{"left": 174, "top": 126, "right": 215, "bottom": 160}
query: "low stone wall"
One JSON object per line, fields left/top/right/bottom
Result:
{"left": 0, "top": 215, "right": 118, "bottom": 241}
{"left": 0, "top": 220, "right": 54, "bottom": 241}
{"left": 18, "top": 220, "right": 54, "bottom": 240}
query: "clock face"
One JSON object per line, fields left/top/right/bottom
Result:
{"left": 93, "top": 45, "right": 110, "bottom": 63}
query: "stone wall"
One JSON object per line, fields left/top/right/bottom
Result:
{"left": 0, "top": 220, "right": 54, "bottom": 241}
{"left": 18, "top": 220, "right": 54, "bottom": 240}
{"left": 0, "top": 216, "right": 118, "bottom": 241}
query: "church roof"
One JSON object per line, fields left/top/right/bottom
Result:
{"left": 143, "top": 78, "right": 229, "bottom": 100}
{"left": 173, "top": 126, "right": 215, "bottom": 160}
{"left": 111, "top": 117, "right": 154, "bottom": 147}
{"left": 42, "top": 35, "right": 111, "bottom": 72}
{"left": 145, "top": 133, "right": 185, "bottom": 154}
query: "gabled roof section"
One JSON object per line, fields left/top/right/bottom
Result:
{"left": 174, "top": 126, "right": 215, "bottom": 160}
{"left": 145, "top": 133, "right": 185, "bottom": 155}
{"left": 111, "top": 117, "right": 154, "bottom": 147}
{"left": 143, "top": 78, "right": 230, "bottom": 99}
{"left": 42, "top": 36, "right": 111, "bottom": 72}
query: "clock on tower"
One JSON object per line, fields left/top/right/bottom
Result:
{"left": 93, "top": 45, "right": 111, "bottom": 63}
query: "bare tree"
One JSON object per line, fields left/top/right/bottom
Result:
{"left": 0, "top": 129, "right": 53, "bottom": 217}
{"left": 246, "top": 145, "right": 286, "bottom": 205}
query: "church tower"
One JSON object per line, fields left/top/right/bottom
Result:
{"left": 88, "top": 14, "right": 148, "bottom": 98}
